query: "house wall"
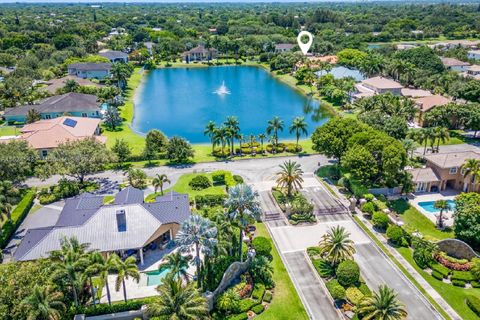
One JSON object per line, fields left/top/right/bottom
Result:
{"left": 4, "top": 110, "right": 102, "bottom": 123}
{"left": 426, "top": 161, "right": 479, "bottom": 192}
{"left": 448, "top": 65, "right": 469, "bottom": 72}
{"left": 68, "top": 69, "right": 110, "bottom": 79}
{"left": 378, "top": 87, "right": 402, "bottom": 95}
{"left": 144, "top": 223, "right": 180, "bottom": 246}
{"left": 468, "top": 52, "right": 480, "bottom": 60}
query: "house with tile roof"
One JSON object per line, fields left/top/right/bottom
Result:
{"left": 440, "top": 57, "right": 470, "bottom": 72}
{"left": 414, "top": 95, "right": 452, "bottom": 126}
{"left": 13, "top": 188, "right": 191, "bottom": 264}
{"left": 181, "top": 45, "right": 218, "bottom": 63}
{"left": 67, "top": 62, "right": 112, "bottom": 79}
{"left": 3, "top": 93, "right": 101, "bottom": 123}
{"left": 40, "top": 76, "right": 104, "bottom": 94}
{"left": 98, "top": 50, "right": 129, "bottom": 63}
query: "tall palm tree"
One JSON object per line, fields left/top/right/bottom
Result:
{"left": 213, "top": 126, "right": 229, "bottom": 156}
{"left": 110, "top": 63, "right": 132, "bottom": 90}
{"left": 357, "top": 285, "right": 407, "bottom": 320}
{"left": 433, "top": 200, "right": 451, "bottom": 229}
{"left": 225, "top": 116, "right": 240, "bottom": 155}
{"left": 158, "top": 251, "right": 191, "bottom": 282}
{"left": 152, "top": 173, "right": 170, "bottom": 195}
{"left": 462, "top": 158, "right": 480, "bottom": 192}
{"left": 225, "top": 184, "right": 261, "bottom": 262}
{"left": 26, "top": 108, "right": 41, "bottom": 124}
{"left": 258, "top": 133, "right": 267, "bottom": 154}
{"left": 21, "top": 285, "right": 66, "bottom": 320}
{"left": 175, "top": 215, "right": 218, "bottom": 287}
{"left": 112, "top": 254, "right": 140, "bottom": 303}
{"left": 147, "top": 277, "right": 208, "bottom": 320}
{"left": 85, "top": 252, "right": 118, "bottom": 305}
{"left": 289, "top": 116, "right": 308, "bottom": 149}
{"left": 434, "top": 127, "right": 450, "bottom": 152}
{"left": 248, "top": 134, "right": 256, "bottom": 154}
{"left": 276, "top": 160, "right": 304, "bottom": 198}
{"left": 318, "top": 226, "right": 356, "bottom": 266}
{"left": 266, "top": 116, "right": 284, "bottom": 149}
{"left": 204, "top": 121, "right": 217, "bottom": 152}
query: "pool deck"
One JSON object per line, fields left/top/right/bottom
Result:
{"left": 409, "top": 190, "right": 459, "bottom": 227}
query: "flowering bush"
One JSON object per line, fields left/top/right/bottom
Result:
{"left": 435, "top": 252, "right": 472, "bottom": 271}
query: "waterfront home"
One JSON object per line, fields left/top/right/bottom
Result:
{"left": 414, "top": 95, "right": 452, "bottom": 126}
{"left": 410, "top": 151, "right": 480, "bottom": 193}
{"left": 440, "top": 57, "right": 470, "bottom": 72}
{"left": 468, "top": 50, "right": 480, "bottom": 60}
{"left": 67, "top": 62, "right": 112, "bottom": 79}
{"left": 401, "top": 88, "right": 432, "bottom": 98}
{"left": 465, "top": 65, "right": 480, "bottom": 79}
{"left": 396, "top": 44, "right": 417, "bottom": 50}
{"left": 275, "top": 43, "right": 296, "bottom": 53}
{"left": 40, "top": 76, "right": 104, "bottom": 94}
{"left": 99, "top": 50, "right": 129, "bottom": 63}
{"left": 352, "top": 76, "right": 403, "bottom": 99}
{"left": 3, "top": 116, "right": 105, "bottom": 158}
{"left": 13, "top": 188, "right": 190, "bottom": 264}
{"left": 181, "top": 45, "right": 218, "bottom": 63}
{"left": 3, "top": 92, "right": 101, "bottom": 123}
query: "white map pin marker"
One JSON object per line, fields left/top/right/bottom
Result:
{"left": 297, "top": 31, "right": 313, "bottom": 55}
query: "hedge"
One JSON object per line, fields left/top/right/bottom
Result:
{"left": 467, "top": 295, "right": 480, "bottom": 317}
{"left": 430, "top": 263, "right": 450, "bottom": 278}
{"left": 263, "top": 291, "right": 273, "bottom": 303}
{"left": 346, "top": 287, "right": 364, "bottom": 306}
{"left": 252, "top": 283, "right": 265, "bottom": 302}
{"left": 237, "top": 299, "right": 259, "bottom": 313}
{"left": 358, "top": 283, "right": 372, "bottom": 296}
{"left": 188, "top": 175, "right": 212, "bottom": 190}
{"left": 212, "top": 170, "right": 237, "bottom": 187}
{"left": 431, "top": 270, "right": 444, "bottom": 281}
{"left": 451, "top": 271, "right": 476, "bottom": 282}
{"left": 372, "top": 212, "right": 390, "bottom": 230}
{"left": 452, "top": 279, "right": 466, "bottom": 287}
{"left": 80, "top": 297, "right": 157, "bottom": 316}
{"left": 252, "top": 237, "right": 272, "bottom": 259}
{"left": 226, "top": 313, "right": 248, "bottom": 320}
{"left": 195, "top": 194, "right": 228, "bottom": 208}
{"left": 472, "top": 281, "right": 480, "bottom": 288}
{"left": 326, "top": 279, "right": 346, "bottom": 301}
{"left": 0, "top": 189, "right": 35, "bottom": 248}
{"left": 252, "top": 304, "right": 265, "bottom": 314}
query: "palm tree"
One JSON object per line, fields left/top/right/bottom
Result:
{"left": 147, "top": 277, "right": 208, "bottom": 320}
{"left": 21, "top": 285, "right": 66, "bottom": 320}
{"left": 276, "top": 160, "right": 304, "bottom": 198}
{"left": 434, "top": 127, "right": 449, "bottom": 152}
{"left": 266, "top": 116, "right": 284, "bottom": 149}
{"left": 110, "top": 63, "right": 132, "bottom": 90}
{"left": 318, "top": 226, "right": 356, "bottom": 266}
{"left": 357, "top": 285, "right": 407, "bottom": 320}
{"left": 248, "top": 134, "right": 256, "bottom": 154}
{"left": 175, "top": 215, "right": 218, "bottom": 287}
{"left": 158, "top": 251, "right": 191, "bottom": 282}
{"left": 204, "top": 121, "right": 217, "bottom": 153}
{"left": 225, "top": 184, "right": 261, "bottom": 262}
{"left": 152, "top": 173, "right": 170, "bottom": 195}
{"left": 433, "top": 200, "right": 451, "bottom": 229}
{"left": 213, "top": 125, "right": 229, "bottom": 156}
{"left": 258, "top": 133, "right": 267, "bottom": 154}
{"left": 289, "top": 116, "right": 308, "bottom": 149}
{"left": 85, "top": 252, "right": 118, "bottom": 305}
{"left": 26, "top": 108, "right": 41, "bottom": 124}
{"left": 462, "top": 159, "right": 480, "bottom": 192}
{"left": 0, "top": 203, "right": 12, "bottom": 221}
{"left": 112, "top": 254, "right": 140, "bottom": 303}
{"left": 225, "top": 116, "right": 240, "bottom": 155}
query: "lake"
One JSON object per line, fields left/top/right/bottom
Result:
{"left": 132, "top": 66, "right": 330, "bottom": 143}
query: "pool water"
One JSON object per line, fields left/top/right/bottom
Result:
{"left": 418, "top": 200, "right": 456, "bottom": 213}
{"left": 146, "top": 269, "right": 170, "bottom": 286}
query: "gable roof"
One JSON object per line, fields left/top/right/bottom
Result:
{"left": 362, "top": 77, "right": 403, "bottom": 90}
{"left": 408, "top": 167, "right": 441, "bottom": 183}
{"left": 425, "top": 151, "right": 480, "bottom": 168}
{"left": 3, "top": 93, "right": 99, "bottom": 117}
{"left": 414, "top": 95, "right": 451, "bottom": 112}
{"left": 182, "top": 45, "right": 218, "bottom": 55}
{"left": 440, "top": 57, "right": 470, "bottom": 68}
{"left": 68, "top": 62, "right": 112, "bottom": 72}
{"left": 114, "top": 186, "right": 144, "bottom": 205}
{"left": 99, "top": 50, "right": 128, "bottom": 60}
{"left": 401, "top": 88, "right": 432, "bottom": 98}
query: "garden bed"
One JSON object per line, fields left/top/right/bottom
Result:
{"left": 271, "top": 188, "right": 316, "bottom": 225}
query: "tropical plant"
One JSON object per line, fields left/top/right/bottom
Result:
{"left": 127, "top": 168, "right": 147, "bottom": 189}
{"left": 110, "top": 62, "right": 133, "bottom": 89}
{"left": 111, "top": 138, "right": 131, "bottom": 165}
{"left": 266, "top": 116, "right": 284, "bottom": 149}
{"left": 462, "top": 158, "right": 480, "bottom": 192}
{"left": 318, "top": 226, "right": 356, "bottom": 266}
{"left": 26, "top": 108, "right": 41, "bottom": 124}
{"left": 276, "top": 160, "right": 304, "bottom": 198}
{"left": 357, "top": 285, "right": 407, "bottom": 320}
{"left": 85, "top": 251, "right": 118, "bottom": 305}
{"left": 289, "top": 116, "right": 308, "bottom": 149}
{"left": 166, "top": 137, "right": 194, "bottom": 163}
{"left": 225, "top": 184, "right": 261, "bottom": 262}
{"left": 248, "top": 134, "right": 256, "bottom": 154}
{"left": 112, "top": 254, "right": 140, "bottom": 303}
{"left": 147, "top": 277, "right": 208, "bottom": 320}
{"left": 152, "top": 173, "right": 170, "bottom": 195}
{"left": 175, "top": 215, "right": 218, "bottom": 287}
{"left": 158, "top": 251, "right": 192, "bottom": 283}
{"left": 204, "top": 121, "right": 217, "bottom": 152}
{"left": 434, "top": 127, "right": 450, "bottom": 152}
{"left": 225, "top": 116, "right": 240, "bottom": 155}
{"left": 21, "top": 285, "right": 66, "bottom": 320}
{"left": 213, "top": 125, "right": 229, "bottom": 156}
{"left": 104, "top": 105, "right": 122, "bottom": 130}
{"left": 433, "top": 200, "right": 451, "bottom": 229}
{"left": 258, "top": 133, "right": 267, "bottom": 153}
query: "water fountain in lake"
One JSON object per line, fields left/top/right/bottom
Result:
{"left": 214, "top": 81, "right": 231, "bottom": 95}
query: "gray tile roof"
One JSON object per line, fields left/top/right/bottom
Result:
{"left": 114, "top": 186, "right": 144, "bottom": 205}
{"left": 13, "top": 227, "right": 54, "bottom": 261}
{"left": 99, "top": 50, "right": 128, "bottom": 60}
{"left": 4, "top": 93, "right": 99, "bottom": 116}
{"left": 143, "top": 192, "right": 190, "bottom": 224}
{"left": 68, "top": 62, "right": 112, "bottom": 72}
{"left": 55, "top": 193, "right": 104, "bottom": 227}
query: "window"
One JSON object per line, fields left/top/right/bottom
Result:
{"left": 41, "top": 150, "right": 48, "bottom": 158}
{"left": 461, "top": 168, "right": 466, "bottom": 176}
{"left": 82, "top": 113, "right": 87, "bottom": 117}
{"left": 450, "top": 167, "right": 457, "bottom": 174}
{"left": 45, "top": 114, "right": 51, "bottom": 119}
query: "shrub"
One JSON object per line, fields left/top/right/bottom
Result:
{"left": 345, "top": 287, "right": 364, "bottom": 306}
{"left": 386, "top": 225, "right": 407, "bottom": 246}
{"left": 252, "top": 237, "right": 272, "bottom": 259}
{"left": 233, "top": 175, "right": 244, "bottom": 184}
{"left": 263, "top": 291, "right": 273, "bottom": 303}
{"left": 430, "top": 263, "right": 451, "bottom": 277}
{"left": 452, "top": 279, "right": 466, "bottom": 287}
{"left": 451, "top": 271, "right": 476, "bottom": 282}
{"left": 307, "top": 246, "right": 322, "bottom": 257}
{"left": 312, "top": 258, "right": 336, "bottom": 278}
{"left": 251, "top": 304, "right": 265, "bottom": 314}
{"left": 216, "top": 288, "right": 240, "bottom": 314}
{"left": 226, "top": 313, "right": 248, "bottom": 320}
{"left": 0, "top": 189, "right": 35, "bottom": 248}
{"left": 326, "top": 279, "right": 346, "bottom": 301}
{"left": 431, "top": 270, "right": 444, "bottom": 281}
{"left": 237, "top": 299, "right": 259, "bottom": 312}
{"left": 195, "top": 194, "right": 228, "bottom": 209}
{"left": 467, "top": 295, "right": 480, "bottom": 317}
{"left": 251, "top": 284, "right": 265, "bottom": 302}
{"left": 361, "top": 202, "right": 375, "bottom": 215}
{"left": 188, "top": 175, "right": 212, "bottom": 190}
{"left": 471, "top": 281, "right": 480, "bottom": 288}
{"left": 211, "top": 170, "right": 237, "bottom": 187}
{"left": 372, "top": 212, "right": 390, "bottom": 230}
{"left": 435, "top": 251, "right": 472, "bottom": 271}
{"left": 364, "top": 194, "right": 375, "bottom": 202}
{"left": 80, "top": 297, "right": 157, "bottom": 316}
{"left": 336, "top": 260, "right": 360, "bottom": 287}
{"left": 358, "top": 283, "right": 371, "bottom": 296}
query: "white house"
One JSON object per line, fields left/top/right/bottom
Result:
{"left": 468, "top": 50, "right": 480, "bottom": 60}
{"left": 440, "top": 57, "right": 470, "bottom": 72}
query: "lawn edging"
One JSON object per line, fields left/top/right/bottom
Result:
{"left": 352, "top": 215, "right": 453, "bottom": 320}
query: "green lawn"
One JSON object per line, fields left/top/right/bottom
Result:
{"left": 390, "top": 199, "right": 454, "bottom": 241}
{"left": 0, "top": 126, "right": 20, "bottom": 137}
{"left": 255, "top": 223, "right": 309, "bottom": 320}
{"left": 397, "top": 247, "right": 480, "bottom": 320}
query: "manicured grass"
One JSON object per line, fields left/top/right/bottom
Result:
{"left": 352, "top": 216, "right": 451, "bottom": 320}
{"left": 103, "top": 195, "right": 115, "bottom": 204}
{"left": 397, "top": 246, "right": 480, "bottom": 320}
{"left": 390, "top": 199, "right": 454, "bottom": 241}
{"left": 0, "top": 126, "right": 20, "bottom": 137}
{"left": 255, "top": 223, "right": 309, "bottom": 320}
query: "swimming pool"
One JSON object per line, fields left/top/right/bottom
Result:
{"left": 145, "top": 269, "right": 170, "bottom": 286}
{"left": 418, "top": 200, "right": 456, "bottom": 213}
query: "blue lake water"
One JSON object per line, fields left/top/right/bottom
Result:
{"left": 315, "top": 66, "right": 365, "bottom": 82}
{"left": 133, "top": 66, "right": 330, "bottom": 143}
{"left": 418, "top": 200, "right": 456, "bottom": 213}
